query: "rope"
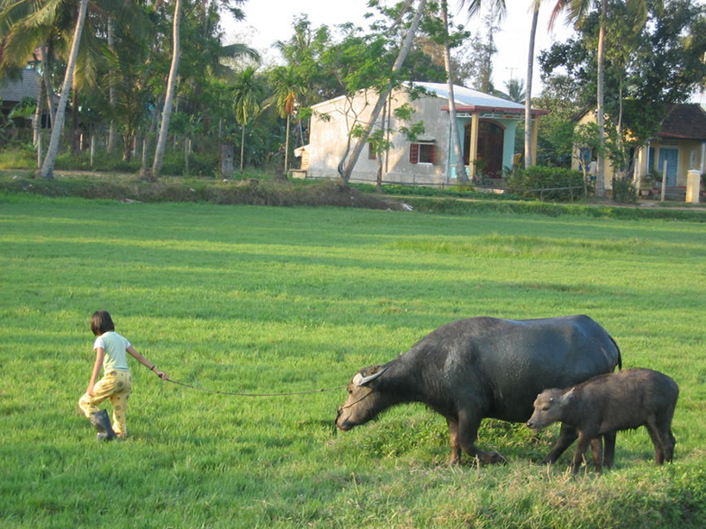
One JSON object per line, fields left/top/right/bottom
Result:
{"left": 165, "top": 377, "right": 347, "bottom": 397}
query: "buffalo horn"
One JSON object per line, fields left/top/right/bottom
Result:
{"left": 353, "top": 367, "right": 388, "bottom": 386}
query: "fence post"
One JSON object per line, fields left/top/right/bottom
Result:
{"left": 660, "top": 161, "right": 668, "bottom": 202}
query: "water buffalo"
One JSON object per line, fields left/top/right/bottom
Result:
{"left": 335, "top": 315, "right": 621, "bottom": 465}
{"left": 527, "top": 368, "right": 678, "bottom": 474}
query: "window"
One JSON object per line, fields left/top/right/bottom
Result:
{"left": 410, "top": 142, "right": 436, "bottom": 165}
{"left": 368, "top": 142, "right": 376, "bottom": 160}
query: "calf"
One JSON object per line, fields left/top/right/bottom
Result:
{"left": 527, "top": 368, "right": 678, "bottom": 474}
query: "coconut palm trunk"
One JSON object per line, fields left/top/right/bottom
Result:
{"left": 524, "top": 2, "right": 539, "bottom": 168}
{"left": 152, "top": 0, "right": 182, "bottom": 179}
{"left": 39, "top": 0, "right": 89, "bottom": 180}
{"left": 33, "top": 69, "right": 45, "bottom": 147}
{"left": 284, "top": 113, "right": 291, "bottom": 174}
{"left": 107, "top": 17, "right": 118, "bottom": 153}
{"left": 595, "top": 0, "right": 607, "bottom": 197}
{"left": 338, "top": 0, "right": 427, "bottom": 184}
{"left": 441, "top": 0, "right": 469, "bottom": 184}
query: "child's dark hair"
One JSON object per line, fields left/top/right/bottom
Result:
{"left": 90, "top": 310, "right": 115, "bottom": 336}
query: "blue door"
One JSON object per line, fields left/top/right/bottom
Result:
{"left": 657, "top": 148, "right": 679, "bottom": 187}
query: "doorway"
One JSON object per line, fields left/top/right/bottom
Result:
{"left": 464, "top": 120, "right": 504, "bottom": 178}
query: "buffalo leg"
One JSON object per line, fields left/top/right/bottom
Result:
{"left": 656, "top": 414, "right": 676, "bottom": 462}
{"left": 541, "top": 423, "right": 578, "bottom": 465}
{"left": 664, "top": 429, "right": 676, "bottom": 462}
{"left": 603, "top": 431, "right": 617, "bottom": 469}
{"left": 457, "top": 410, "right": 505, "bottom": 465}
{"left": 447, "top": 418, "right": 462, "bottom": 465}
{"left": 571, "top": 433, "right": 593, "bottom": 474}
{"left": 589, "top": 437, "right": 603, "bottom": 472}
{"left": 645, "top": 419, "right": 667, "bottom": 465}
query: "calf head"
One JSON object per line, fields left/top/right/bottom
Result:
{"left": 335, "top": 365, "right": 388, "bottom": 431}
{"left": 527, "top": 388, "right": 570, "bottom": 430}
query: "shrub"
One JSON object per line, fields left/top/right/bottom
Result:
{"left": 0, "top": 145, "right": 37, "bottom": 170}
{"left": 160, "top": 152, "right": 219, "bottom": 177}
{"left": 506, "top": 166, "right": 586, "bottom": 202}
{"left": 612, "top": 176, "right": 638, "bottom": 204}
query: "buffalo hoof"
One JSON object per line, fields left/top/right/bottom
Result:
{"left": 487, "top": 451, "right": 507, "bottom": 465}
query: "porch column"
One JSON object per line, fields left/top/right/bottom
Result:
{"left": 469, "top": 111, "right": 480, "bottom": 179}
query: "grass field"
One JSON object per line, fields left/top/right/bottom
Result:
{"left": 1, "top": 192, "right": 705, "bottom": 528}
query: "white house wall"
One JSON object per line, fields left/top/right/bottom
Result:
{"left": 308, "top": 88, "right": 451, "bottom": 185}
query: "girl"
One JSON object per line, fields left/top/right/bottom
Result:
{"left": 78, "top": 310, "right": 168, "bottom": 440}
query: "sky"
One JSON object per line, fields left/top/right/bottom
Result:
{"left": 223, "top": 0, "right": 577, "bottom": 96}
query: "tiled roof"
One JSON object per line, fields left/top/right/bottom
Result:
{"left": 0, "top": 68, "right": 40, "bottom": 103}
{"left": 659, "top": 104, "right": 706, "bottom": 141}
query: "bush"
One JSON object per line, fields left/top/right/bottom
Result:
{"left": 612, "top": 176, "right": 638, "bottom": 204}
{"left": 0, "top": 145, "right": 38, "bottom": 170}
{"left": 160, "top": 152, "right": 219, "bottom": 177}
{"left": 506, "top": 166, "right": 586, "bottom": 201}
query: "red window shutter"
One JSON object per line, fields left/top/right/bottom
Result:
{"left": 409, "top": 143, "right": 419, "bottom": 164}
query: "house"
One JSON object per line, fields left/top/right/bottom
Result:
{"left": 305, "top": 82, "right": 548, "bottom": 186}
{"left": 0, "top": 68, "right": 41, "bottom": 121}
{"left": 572, "top": 104, "right": 706, "bottom": 190}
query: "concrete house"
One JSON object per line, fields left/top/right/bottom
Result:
{"left": 572, "top": 104, "right": 706, "bottom": 191}
{"left": 303, "top": 82, "right": 547, "bottom": 186}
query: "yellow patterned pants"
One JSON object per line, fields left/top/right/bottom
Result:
{"left": 79, "top": 370, "right": 133, "bottom": 437}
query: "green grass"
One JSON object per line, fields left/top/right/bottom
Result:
{"left": 1, "top": 193, "right": 705, "bottom": 528}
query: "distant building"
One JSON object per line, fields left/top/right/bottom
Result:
{"left": 572, "top": 104, "right": 706, "bottom": 190}
{"left": 305, "top": 82, "right": 547, "bottom": 186}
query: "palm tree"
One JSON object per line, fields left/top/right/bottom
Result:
{"left": 505, "top": 78, "right": 526, "bottom": 103}
{"left": 233, "top": 66, "right": 263, "bottom": 170}
{"left": 0, "top": 0, "right": 143, "bottom": 175}
{"left": 39, "top": 0, "right": 89, "bottom": 179}
{"left": 525, "top": 0, "right": 540, "bottom": 168}
{"left": 440, "top": 0, "right": 469, "bottom": 184}
{"left": 550, "top": 0, "right": 647, "bottom": 196}
{"left": 151, "top": 0, "right": 182, "bottom": 179}
{"left": 268, "top": 65, "right": 302, "bottom": 176}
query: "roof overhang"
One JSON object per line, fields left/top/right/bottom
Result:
{"left": 441, "top": 105, "right": 549, "bottom": 119}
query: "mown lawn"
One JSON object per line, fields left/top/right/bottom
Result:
{"left": 1, "top": 193, "right": 705, "bottom": 528}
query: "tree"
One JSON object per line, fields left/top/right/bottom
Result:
{"left": 550, "top": 0, "right": 648, "bottom": 197}
{"left": 505, "top": 77, "right": 525, "bottom": 103}
{"left": 268, "top": 65, "right": 304, "bottom": 176}
{"left": 233, "top": 66, "right": 264, "bottom": 170}
{"left": 525, "top": 0, "right": 540, "bottom": 168}
{"left": 151, "top": 0, "right": 182, "bottom": 179}
{"left": 455, "top": 11, "right": 499, "bottom": 93}
{"left": 437, "top": 0, "right": 473, "bottom": 184}
{"left": 39, "top": 0, "right": 89, "bottom": 179}
{"left": 541, "top": 0, "right": 705, "bottom": 175}
{"left": 362, "top": 101, "right": 425, "bottom": 191}
{"left": 337, "top": 0, "right": 428, "bottom": 185}
{"left": 533, "top": 74, "right": 583, "bottom": 165}
{"left": 0, "top": 0, "right": 109, "bottom": 173}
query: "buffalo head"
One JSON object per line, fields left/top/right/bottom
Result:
{"left": 335, "top": 366, "right": 388, "bottom": 431}
{"left": 527, "top": 388, "right": 571, "bottom": 430}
